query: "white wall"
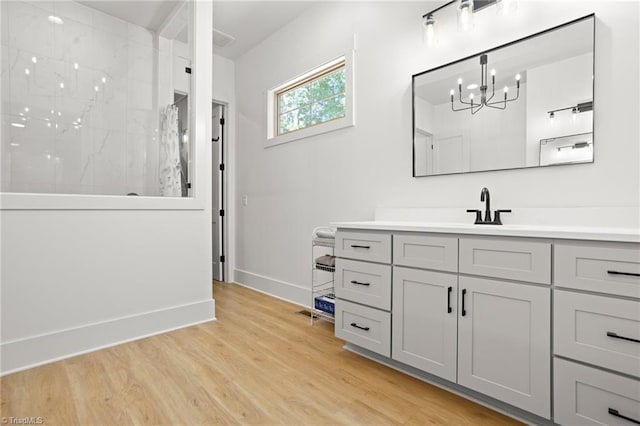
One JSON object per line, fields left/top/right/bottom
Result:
{"left": 233, "top": 1, "right": 639, "bottom": 305}
{"left": 0, "top": 1, "right": 214, "bottom": 375}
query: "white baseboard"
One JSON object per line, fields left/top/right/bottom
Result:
{"left": 1, "top": 299, "right": 215, "bottom": 376}
{"left": 234, "top": 269, "right": 310, "bottom": 307}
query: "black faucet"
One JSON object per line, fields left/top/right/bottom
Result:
{"left": 466, "top": 187, "right": 512, "bottom": 225}
{"left": 480, "top": 187, "right": 491, "bottom": 223}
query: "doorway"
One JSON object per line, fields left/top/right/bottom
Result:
{"left": 212, "top": 102, "right": 226, "bottom": 281}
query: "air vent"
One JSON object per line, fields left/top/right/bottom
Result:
{"left": 213, "top": 28, "right": 235, "bottom": 48}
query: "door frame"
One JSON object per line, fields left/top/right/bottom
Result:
{"left": 212, "top": 100, "right": 227, "bottom": 282}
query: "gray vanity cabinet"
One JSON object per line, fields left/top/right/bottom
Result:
{"left": 392, "top": 266, "right": 458, "bottom": 382}
{"left": 457, "top": 276, "right": 551, "bottom": 418}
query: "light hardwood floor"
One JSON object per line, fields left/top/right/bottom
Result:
{"left": 1, "top": 282, "right": 520, "bottom": 425}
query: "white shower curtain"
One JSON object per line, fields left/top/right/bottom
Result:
{"left": 159, "top": 104, "right": 182, "bottom": 197}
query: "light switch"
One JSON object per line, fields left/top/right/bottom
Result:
{"left": 242, "top": 195, "right": 248, "bottom": 206}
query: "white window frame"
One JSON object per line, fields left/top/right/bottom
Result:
{"left": 266, "top": 52, "right": 355, "bottom": 148}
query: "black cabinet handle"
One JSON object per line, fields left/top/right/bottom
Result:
{"left": 350, "top": 322, "right": 370, "bottom": 331}
{"left": 607, "top": 331, "right": 640, "bottom": 344}
{"left": 609, "top": 408, "right": 640, "bottom": 424}
{"left": 461, "top": 289, "right": 467, "bottom": 317}
{"left": 350, "top": 280, "right": 370, "bottom": 286}
{"left": 350, "top": 244, "right": 371, "bottom": 249}
{"left": 607, "top": 270, "right": 640, "bottom": 277}
{"left": 447, "top": 286, "right": 452, "bottom": 313}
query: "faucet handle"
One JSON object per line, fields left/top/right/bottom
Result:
{"left": 493, "top": 209, "right": 512, "bottom": 225}
{"left": 466, "top": 209, "right": 482, "bottom": 224}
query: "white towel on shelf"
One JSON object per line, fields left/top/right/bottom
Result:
{"left": 315, "top": 228, "right": 335, "bottom": 239}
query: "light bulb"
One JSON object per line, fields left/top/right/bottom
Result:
{"left": 458, "top": 0, "right": 473, "bottom": 32}
{"left": 94, "top": 85, "right": 99, "bottom": 92}
{"left": 457, "top": 78, "right": 463, "bottom": 85}
{"left": 491, "top": 69, "right": 496, "bottom": 76}
{"left": 469, "top": 93, "right": 474, "bottom": 100}
{"left": 31, "top": 56, "right": 37, "bottom": 64}
{"left": 497, "top": 0, "right": 518, "bottom": 16}
{"left": 450, "top": 89, "right": 455, "bottom": 96}
{"left": 24, "top": 68, "right": 30, "bottom": 75}
{"left": 424, "top": 14, "right": 437, "bottom": 47}
{"left": 24, "top": 107, "right": 29, "bottom": 112}
{"left": 102, "top": 76, "right": 106, "bottom": 84}
{"left": 74, "top": 63, "right": 79, "bottom": 70}
{"left": 503, "top": 86, "right": 509, "bottom": 93}
{"left": 515, "top": 73, "right": 521, "bottom": 81}
{"left": 59, "top": 82, "right": 64, "bottom": 89}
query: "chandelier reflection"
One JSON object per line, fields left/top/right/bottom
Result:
{"left": 450, "top": 54, "right": 521, "bottom": 114}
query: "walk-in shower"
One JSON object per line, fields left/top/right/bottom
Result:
{"left": 1, "top": 1, "right": 193, "bottom": 197}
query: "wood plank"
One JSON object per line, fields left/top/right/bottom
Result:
{"left": 0, "top": 281, "right": 521, "bottom": 425}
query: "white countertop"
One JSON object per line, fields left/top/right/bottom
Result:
{"left": 331, "top": 221, "right": 640, "bottom": 243}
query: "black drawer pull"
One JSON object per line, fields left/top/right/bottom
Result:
{"left": 350, "top": 322, "right": 370, "bottom": 331}
{"left": 447, "top": 286, "right": 452, "bottom": 313}
{"left": 350, "top": 280, "right": 370, "bottom": 286}
{"left": 607, "top": 270, "right": 640, "bottom": 277}
{"left": 609, "top": 408, "right": 640, "bottom": 424}
{"left": 607, "top": 331, "right": 640, "bottom": 344}
{"left": 461, "top": 289, "right": 467, "bottom": 317}
{"left": 350, "top": 244, "right": 371, "bottom": 249}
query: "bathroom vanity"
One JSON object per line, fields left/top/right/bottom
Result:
{"left": 331, "top": 222, "right": 640, "bottom": 425}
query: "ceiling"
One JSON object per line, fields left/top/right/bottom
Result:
{"left": 78, "top": 1, "right": 181, "bottom": 31}
{"left": 78, "top": 1, "right": 316, "bottom": 60}
{"left": 212, "top": 1, "right": 317, "bottom": 60}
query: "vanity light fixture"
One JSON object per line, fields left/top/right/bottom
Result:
{"left": 556, "top": 141, "right": 591, "bottom": 152}
{"left": 422, "top": 0, "right": 515, "bottom": 46}
{"left": 547, "top": 101, "right": 593, "bottom": 119}
{"left": 450, "top": 54, "right": 521, "bottom": 114}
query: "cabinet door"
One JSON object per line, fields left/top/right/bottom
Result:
{"left": 458, "top": 276, "right": 551, "bottom": 419}
{"left": 392, "top": 266, "right": 458, "bottom": 382}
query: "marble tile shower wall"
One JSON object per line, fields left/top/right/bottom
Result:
{"left": 1, "top": 0, "right": 173, "bottom": 196}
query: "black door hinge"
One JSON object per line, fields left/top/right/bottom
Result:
{"left": 186, "top": 182, "right": 191, "bottom": 189}
{"left": 185, "top": 67, "right": 192, "bottom": 74}
{"left": 220, "top": 255, "right": 225, "bottom": 263}
{"left": 219, "top": 164, "right": 225, "bottom": 171}
{"left": 220, "top": 117, "right": 225, "bottom": 125}
{"left": 219, "top": 209, "right": 224, "bottom": 217}
{"left": 212, "top": 137, "right": 219, "bottom": 142}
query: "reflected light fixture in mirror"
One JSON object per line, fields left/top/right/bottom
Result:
{"left": 422, "top": 0, "right": 518, "bottom": 47}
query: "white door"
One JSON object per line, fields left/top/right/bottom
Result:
{"left": 433, "top": 135, "right": 464, "bottom": 174}
{"left": 457, "top": 276, "right": 551, "bottom": 419}
{"left": 212, "top": 104, "right": 223, "bottom": 281}
{"left": 392, "top": 266, "right": 458, "bottom": 382}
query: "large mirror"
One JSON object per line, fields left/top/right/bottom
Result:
{"left": 413, "top": 15, "right": 594, "bottom": 177}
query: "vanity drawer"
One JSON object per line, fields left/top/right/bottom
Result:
{"left": 393, "top": 233, "right": 458, "bottom": 272}
{"left": 335, "top": 259, "right": 391, "bottom": 310}
{"left": 459, "top": 237, "right": 551, "bottom": 284}
{"left": 554, "top": 242, "right": 640, "bottom": 298}
{"left": 335, "top": 230, "right": 392, "bottom": 264}
{"left": 555, "top": 289, "right": 640, "bottom": 377}
{"left": 335, "top": 299, "right": 391, "bottom": 357}
{"left": 554, "top": 358, "right": 640, "bottom": 426}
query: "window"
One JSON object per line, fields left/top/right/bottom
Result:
{"left": 266, "top": 53, "right": 354, "bottom": 147}
{"left": 276, "top": 61, "right": 346, "bottom": 136}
